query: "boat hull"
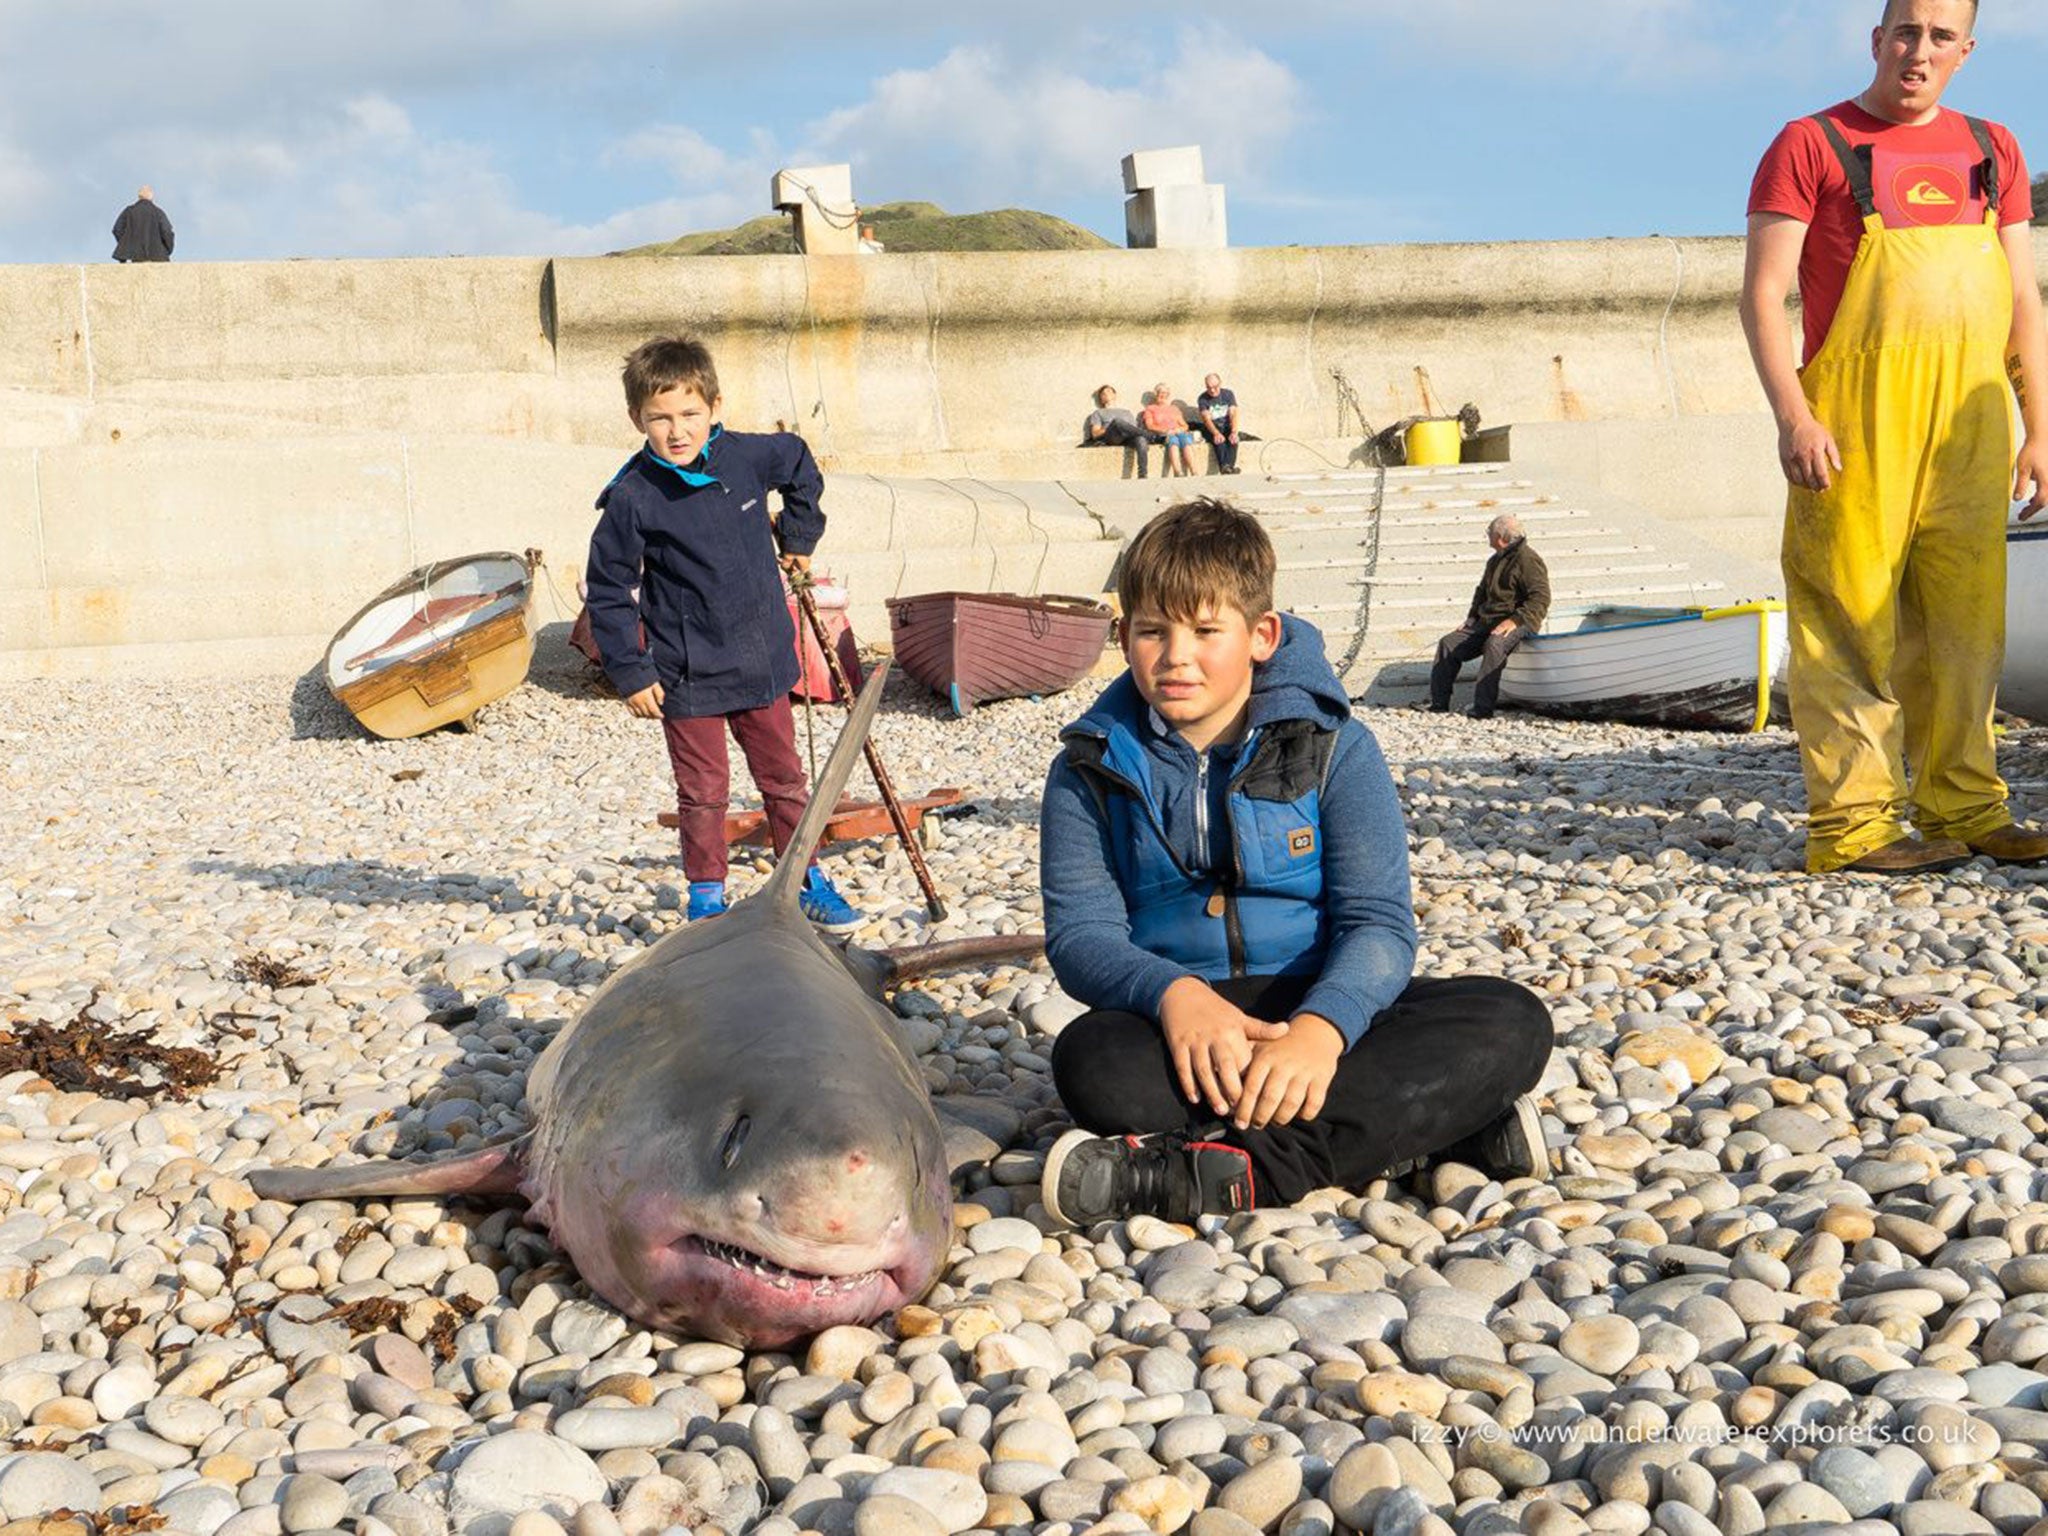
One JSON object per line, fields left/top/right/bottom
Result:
{"left": 1498, "top": 602, "right": 1789, "bottom": 733}
{"left": 327, "top": 552, "right": 537, "bottom": 739}
{"left": 2002, "top": 519, "right": 2048, "bottom": 723}
{"left": 886, "top": 592, "right": 1113, "bottom": 715}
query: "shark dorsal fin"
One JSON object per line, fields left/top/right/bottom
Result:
{"left": 763, "top": 659, "right": 892, "bottom": 911}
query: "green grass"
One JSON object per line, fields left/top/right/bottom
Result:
{"left": 613, "top": 201, "right": 1117, "bottom": 256}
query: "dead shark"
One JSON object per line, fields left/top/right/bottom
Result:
{"left": 250, "top": 661, "right": 1037, "bottom": 1348}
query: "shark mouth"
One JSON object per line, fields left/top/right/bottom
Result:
{"left": 689, "top": 1236, "right": 888, "bottom": 1298}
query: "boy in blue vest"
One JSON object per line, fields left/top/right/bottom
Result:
{"left": 1040, "top": 498, "right": 1552, "bottom": 1225}
{"left": 585, "top": 336, "right": 861, "bottom": 928}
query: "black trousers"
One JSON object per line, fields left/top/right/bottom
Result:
{"left": 1090, "top": 421, "right": 1152, "bottom": 477}
{"left": 1209, "top": 436, "right": 1238, "bottom": 472}
{"left": 1430, "top": 623, "right": 1530, "bottom": 712}
{"left": 1050, "top": 973, "right": 1552, "bottom": 1205}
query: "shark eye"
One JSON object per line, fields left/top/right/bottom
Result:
{"left": 720, "top": 1116, "right": 751, "bottom": 1170}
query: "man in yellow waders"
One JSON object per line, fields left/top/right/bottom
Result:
{"left": 1740, "top": 0, "right": 2048, "bottom": 875}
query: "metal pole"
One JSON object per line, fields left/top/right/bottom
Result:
{"left": 791, "top": 580, "right": 949, "bottom": 922}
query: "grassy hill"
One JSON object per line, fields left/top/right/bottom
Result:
{"left": 615, "top": 200, "right": 1117, "bottom": 256}
{"left": 2036, "top": 173, "right": 2047, "bottom": 226}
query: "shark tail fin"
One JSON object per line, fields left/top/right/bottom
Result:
{"left": 763, "top": 659, "right": 892, "bottom": 912}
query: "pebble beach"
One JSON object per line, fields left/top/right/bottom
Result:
{"left": 7, "top": 641, "right": 2048, "bottom": 1536}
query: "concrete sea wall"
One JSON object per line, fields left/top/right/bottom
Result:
{"left": 4, "top": 233, "right": 2043, "bottom": 677}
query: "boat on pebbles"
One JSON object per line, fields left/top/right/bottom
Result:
{"left": 2001, "top": 510, "right": 2048, "bottom": 723}
{"left": 886, "top": 591, "right": 1114, "bottom": 717}
{"left": 326, "top": 551, "right": 539, "bottom": 738}
{"left": 1497, "top": 600, "right": 1790, "bottom": 733}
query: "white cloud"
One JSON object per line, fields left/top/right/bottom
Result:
{"left": 801, "top": 32, "right": 1305, "bottom": 205}
{"left": 1306, "top": 0, "right": 1877, "bottom": 85}
{"left": 40, "top": 27, "right": 1308, "bottom": 260}
{"left": 0, "top": 137, "right": 51, "bottom": 225}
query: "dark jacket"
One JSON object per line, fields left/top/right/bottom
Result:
{"left": 112, "top": 199, "right": 174, "bottom": 262}
{"left": 584, "top": 430, "right": 826, "bottom": 718}
{"left": 1040, "top": 614, "right": 1417, "bottom": 1047}
{"left": 1465, "top": 537, "right": 1550, "bottom": 632}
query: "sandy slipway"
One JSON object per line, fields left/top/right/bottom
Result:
{"left": 5, "top": 645, "right": 2048, "bottom": 1536}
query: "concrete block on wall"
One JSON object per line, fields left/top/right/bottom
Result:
{"left": 772, "top": 164, "right": 860, "bottom": 256}
{"left": 771, "top": 164, "right": 854, "bottom": 211}
{"left": 1121, "top": 146, "right": 1206, "bottom": 193}
{"left": 1125, "top": 185, "right": 1229, "bottom": 250}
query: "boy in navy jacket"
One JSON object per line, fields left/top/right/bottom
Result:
{"left": 585, "top": 336, "right": 860, "bottom": 927}
{"left": 1039, "top": 498, "right": 1552, "bottom": 1225}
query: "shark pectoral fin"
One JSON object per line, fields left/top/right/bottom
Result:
{"left": 934, "top": 1095, "right": 1025, "bottom": 1184}
{"left": 248, "top": 1134, "right": 531, "bottom": 1203}
{"left": 874, "top": 934, "right": 1047, "bottom": 986}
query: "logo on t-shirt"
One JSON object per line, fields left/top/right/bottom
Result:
{"left": 1886, "top": 162, "right": 1970, "bottom": 226}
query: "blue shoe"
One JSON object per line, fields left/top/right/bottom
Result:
{"left": 686, "top": 881, "right": 728, "bottom": 921}
{"left": 799, "top": 868, "right": 861, "bottom": 931}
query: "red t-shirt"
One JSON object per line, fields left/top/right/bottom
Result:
{"left": 1748, "top": 100, "right": 2032, "bottom": 362}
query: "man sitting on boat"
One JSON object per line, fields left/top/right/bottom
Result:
{"left": 1427, "top": 513, "right": 1551, "bottom": 720}
{"left": 1036, "top": 496, "right": 1553, "bottom": 1227}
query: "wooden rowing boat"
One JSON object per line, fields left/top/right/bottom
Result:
{"left": 885, "top": 592, "right": 1115, "bottom": 717}
{"left": 327, "top": 551, "right": 538, "bottom": 738}
{"left": 1497, "top": 601, "right": 1789, "bottom": 732}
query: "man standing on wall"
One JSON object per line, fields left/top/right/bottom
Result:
{"left": 112, "top": 187, "right": 174, "bottom": 262}
{"left": 1739, "top": 0, "right": 2048, "bottom": 876}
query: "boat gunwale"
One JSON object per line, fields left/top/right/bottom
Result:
{"left": 326, "top": 551, "right": 537, "bottom": 715}
{"left": 330, "top": 604, "right": 535, "bottom": 714}
{"left": 1523, "top": 599, "right": 1784, "bottom": 644}
{"left": 885, "top": 591, "right": 1113, "bottom": 621}
{"left": 324, "top": 551, "right": 534, "bottom": 683}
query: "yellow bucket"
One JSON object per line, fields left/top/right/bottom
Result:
{"left": 1405, "top": 417, "right": 1462, "bottom": 466}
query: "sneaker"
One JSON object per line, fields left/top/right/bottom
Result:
{"left": 1042, "top": 1129, "right": 1255, "bottom": 1227}
{"left": 686, "top": 881, "right": 727, "bottom": 921}
{"left": 1474, "top": 1093, "right": 1549, "bottom": 1180}
{"left": 799, "top": 867, "right": 862, "bottom": 931}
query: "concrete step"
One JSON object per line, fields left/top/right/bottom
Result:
{"left": 1244, "top": 458, "right": 1776, "bottom": 699}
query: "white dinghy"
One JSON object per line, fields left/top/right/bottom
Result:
{"left": 2000, "top": 508, "right": 2048, "bottom": 723}
{"left": 1497, "top": 601, "right": 1790, "bottom": 733}
{"left": 326, "top": 551, "right": 538, "bottom": 739}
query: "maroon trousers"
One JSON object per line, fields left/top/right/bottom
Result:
{"left": 661, "top": 696, "right": 809, "bottom": 884}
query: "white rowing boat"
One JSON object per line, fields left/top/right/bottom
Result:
{"left": 1497, "top": 601, "right": 1789, "bottom": 732}
{"left": 326, "top": 550, "right": 538, "bottom": 738}
{"left": 2002, "top": 509, "right": 2048, "bottom": 723}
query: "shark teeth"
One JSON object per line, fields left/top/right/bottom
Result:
{"left": 696, "top": 1238, "right": 880, "bottom": 1293}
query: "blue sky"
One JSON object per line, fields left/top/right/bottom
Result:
{"left": 1, "top": 1, "right": 2043, "bottom": 263}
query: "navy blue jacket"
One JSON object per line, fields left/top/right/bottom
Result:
{"left": 1040, "top": 615, "right": 1417, "bottom": 1047}
{"left": 584, "top": 431, "right": 825, "bottom": 718}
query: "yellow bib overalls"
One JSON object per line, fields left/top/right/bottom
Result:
{"left": 1783, "top": 115, "right": 2016, "bottom": 871}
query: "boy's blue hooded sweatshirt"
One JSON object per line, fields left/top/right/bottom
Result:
{"left": 583, "top": 430, "right": 825, "bottom": 719}
{"left": 1040, "top": 614, "right": 1417, "bottom": 1047}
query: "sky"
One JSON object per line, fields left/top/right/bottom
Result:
{"left": 2, "top": 1, "right": 2045, "bottom": 264}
